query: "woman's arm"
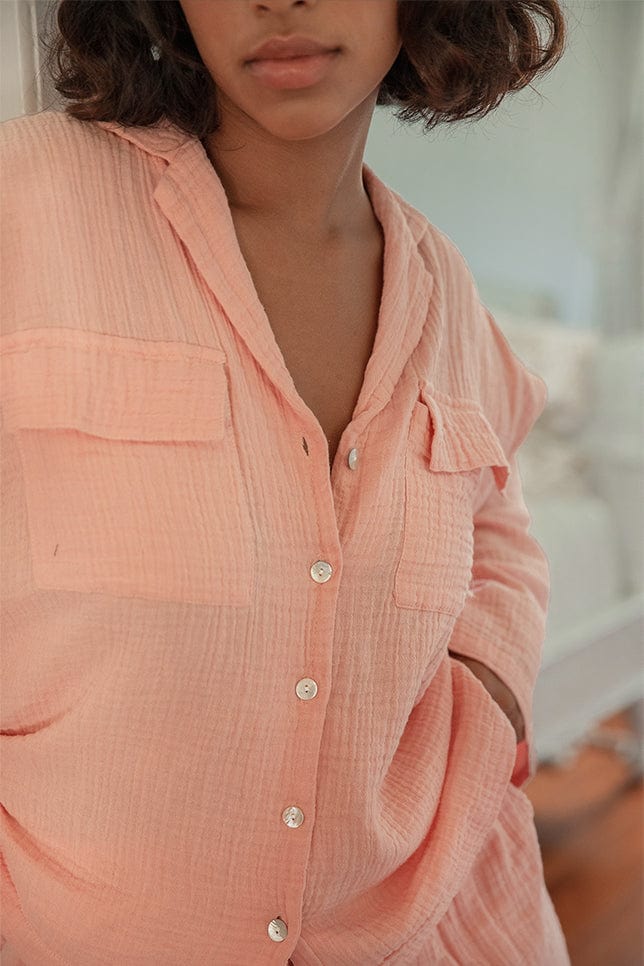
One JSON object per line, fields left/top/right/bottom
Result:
{"left": 446, "top": 445, "right": 550, "bottom": 789}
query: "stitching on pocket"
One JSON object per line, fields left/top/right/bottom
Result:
{"left": 393, "top": 389, "right": 509, "bottom": 615}
{"left": 4, "top": 332, "right": 255, "bottom": 606}
{"left": 394, "top": 401, "right": 477, "bottom": 615}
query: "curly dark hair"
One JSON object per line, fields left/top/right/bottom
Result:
{"left": 39, "top": 0, "right": 567, "bottom": 139}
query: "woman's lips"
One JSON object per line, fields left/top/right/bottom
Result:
{"left": 245, "top": 50, "right": 340, "bottom": 90}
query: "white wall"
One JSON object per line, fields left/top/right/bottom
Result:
{"left": 0, "top": 0, "right": 43, "bottom": 120}
{"left": 365, "top": 0, "right": 643, "bottom": 332}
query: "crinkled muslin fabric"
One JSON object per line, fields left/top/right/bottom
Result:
{"left": 0, "top": 110, "right": 569, "bottom": 965}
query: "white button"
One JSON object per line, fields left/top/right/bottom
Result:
{"left": 282, "top": 805, "right": 304, "bottom": 828}
{"left": 310, "top": 560, "right": 333, "bottom": 583}
{"left": 295, "top": 677, "right": 318, "bottom": 700}
{"left": 348, "top": 447, "right": 358, "bottom": 469}
{"left": 268, "top": 917, "right": 288, "bottom": 942}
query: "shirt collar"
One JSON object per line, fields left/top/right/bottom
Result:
{"left": 94, "top": 116, "right": 439, "bottom": 431}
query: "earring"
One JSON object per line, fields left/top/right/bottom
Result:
{"left": 151, "top": 44, "right": 161, "bottom": 61}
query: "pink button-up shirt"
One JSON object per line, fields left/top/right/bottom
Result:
{"left": 0, "top": 109, "right": 569, "bottom": 965}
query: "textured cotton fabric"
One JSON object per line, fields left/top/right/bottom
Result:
{"left": 0, "top": 109, "right": 569, "bottom": 965}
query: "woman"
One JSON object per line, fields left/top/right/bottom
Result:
{"left": 0, "top": 1, "right": 569, "bottom": 962}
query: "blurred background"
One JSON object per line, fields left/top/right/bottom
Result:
{"left": 1, "top": 0, "right": 643, "bottom": 963}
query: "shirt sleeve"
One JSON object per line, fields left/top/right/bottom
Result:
{"left": 446, "top": 304, "right": 550, "bottom": 789}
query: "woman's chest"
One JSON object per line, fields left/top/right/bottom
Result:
{"left": 234, "top": 228, "right": 383, "bottom": 467}
{"left": 2, "top": 318, "right": 504, "bottom": 618}
{"left": 261, "top": 287, "right": 380, "bottom": 467}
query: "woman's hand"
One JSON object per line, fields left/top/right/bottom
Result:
{"left": 448, "top": 651, "right": 525, "bottom": 743}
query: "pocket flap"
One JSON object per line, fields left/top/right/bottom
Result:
{"left": 420, "top": 381, "right": 511, "bottom": 492}
{"left": 1, "top": 327, "right": 228, "bottom": 442}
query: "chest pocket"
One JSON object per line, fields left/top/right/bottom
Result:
{"left": 1, "top": 327, "right": 255, "bottom": 606}
{"left": 394, "top": 381, "right": 510, "bottom": 617}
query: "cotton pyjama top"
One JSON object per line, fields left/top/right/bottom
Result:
{"left": 0, "top": 109, "right": 570, "bottom": 965}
